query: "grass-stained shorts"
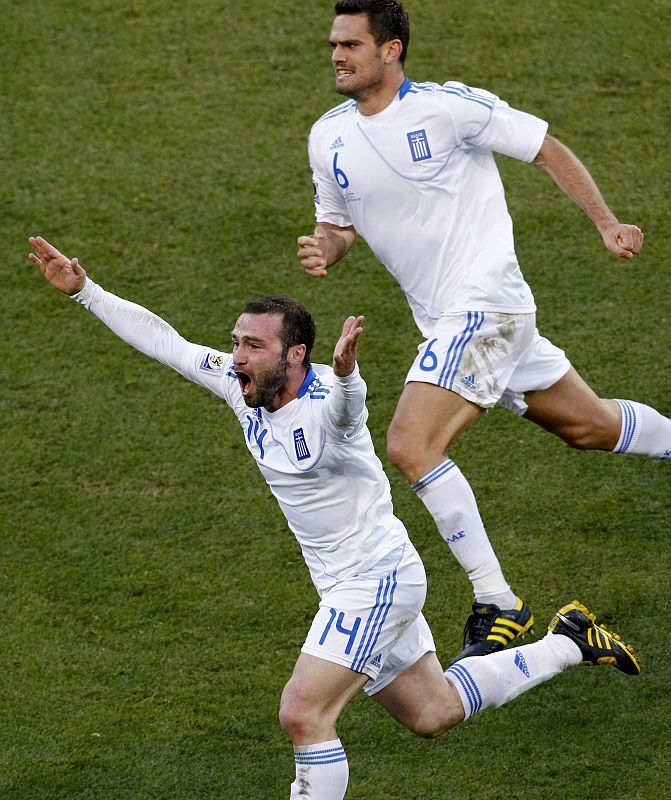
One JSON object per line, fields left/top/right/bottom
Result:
{"left": 405, "top": 311, "right": 571, "bottom": 414}
{"left": 301, "top": 541, "right": 435, "bottom": 695}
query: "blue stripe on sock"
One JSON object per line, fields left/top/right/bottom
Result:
{"left": 446, "top": 663, "right": 482, "bottom": 715}
{"left": 411, "top": 459, "right": 456, "bottom": 494}
{"left": 615, "top": 399, "right": 637, "bottom": 453}
{"left": 294, "top": 745, "right": 347, "bottom": 765}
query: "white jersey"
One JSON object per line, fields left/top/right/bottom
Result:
{"left": 73, "top": 279, "right": 409, "bottom": 593}
{"left": 308, "top": 79, "right": 548, "bottom": 337}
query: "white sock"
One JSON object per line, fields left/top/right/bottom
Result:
{"left": 290, "top": 739, "right": 349, "bottom": 800}
{"left": 445, "top": 632, "right": 581, "bottom": 719}
{"left": 614, "top": 399, "right": 671, "bottom": 459}
{"left": 413, "top": 460, "right": 516, "bottom": 608}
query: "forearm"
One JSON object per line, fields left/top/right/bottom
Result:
{"left": 321, "top": 223, "right": 357, "bottom": 266}
{"left": 72, "top": 278, "right": 192, "bottom": 370}
{"left": 327, "top": 365, "right": 367, "bottom": 430}
{"left": 534, "top": 135, "right": 618, "bottom": 233}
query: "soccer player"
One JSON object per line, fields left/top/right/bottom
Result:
{"left": 297, "top": 0, "right": 670, "bottom": 663}
{"left": 29, "top": 235, "right": 640, "bottom": 800}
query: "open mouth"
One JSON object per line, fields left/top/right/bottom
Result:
{"left": 235, "top": 371, "right": 251, "bottom": 395}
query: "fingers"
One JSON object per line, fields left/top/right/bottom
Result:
{"left": 616, "top": 225, "right": 644, "bottom": 256}
{"left": 297, "top": 229, "right": 329, "bottom": 277}
{"left": 604, "top": 224, "right": 644, "bottom": 259}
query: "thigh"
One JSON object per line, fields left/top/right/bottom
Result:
{"left": 282, "top": 652, "right": 369, "bottom": 717}
{"left": 523, "top": 366, "right": 620, "bottom": 437}
{"left": 389, "top": 379, "right": 482, "bottom": 460}
{"left": 372, "top": 651, "right": 464, "bottom": 737}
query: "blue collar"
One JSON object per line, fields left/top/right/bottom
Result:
{"left": 297, "top": 368, "right": 318, "bottom": 399}
{"left": 399, "top": 76, "right": 412, "bottom": 100}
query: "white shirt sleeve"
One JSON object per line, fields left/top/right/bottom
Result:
{"left": 468, "top": 96, "right": 548, "bottom": 162}
{"left": 308, "top": 131, "right": 353, "bottom": 228}
{"left": 70, "top": 278, "right": 236, "bottom": 402}
{"left": 323, "top": 364, "right": 368, "bottom": 437}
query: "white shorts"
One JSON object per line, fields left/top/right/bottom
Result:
{"left": 301, "top": 542, "right": 435, "bottom": 696}
{"left": 405, "top": 312, "right": 571, "bottom": 415}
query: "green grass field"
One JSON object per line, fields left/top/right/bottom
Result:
{"left": 2, "top": 1, "right": 669, "bottom": 797}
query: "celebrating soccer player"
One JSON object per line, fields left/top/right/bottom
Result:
{"left": 297, "top": 0, "right": 670, "bottom": 664}
{"left": 29, "top": 235, "right": 640, "bottom": 800}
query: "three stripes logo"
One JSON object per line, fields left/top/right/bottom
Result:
{"left": 461, "top": 373, "right": 477, "bottom": 391}
{"left": 514, "top": 650, "right": 530, "bottom": 678}
{"left": 329, "top": 136, "right": 344, "bottom": 150}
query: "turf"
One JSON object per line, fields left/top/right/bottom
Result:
{"left": 1, "top": 1, "right": 669, "bottom": 798}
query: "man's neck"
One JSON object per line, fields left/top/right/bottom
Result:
{"left": 356, "top": 73, "right": 405, "bottom": 116}
{"left": 265, "top": 367, "right": 309, "bottom": 413}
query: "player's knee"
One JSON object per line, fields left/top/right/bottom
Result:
{"left": 278, "top": 695, "right": 313, "bottom": 741}
{"left": 387, "top": 425, "right": 427, "bottom": 480}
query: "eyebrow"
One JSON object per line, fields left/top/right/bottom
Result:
{"left": 329, "top": 36, "right": 363, "bottom": 46}
{"left": 231, "top": 331, "right": 266, "bottom": 344}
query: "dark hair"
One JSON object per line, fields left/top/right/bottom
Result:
{"left": 334, "top": 0, "right": 410, "bottom": 64}
{"left": 241, "top": 295, "right": 316, "bottom": 368}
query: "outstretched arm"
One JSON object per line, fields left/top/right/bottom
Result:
{"left": 27, "top": 235, "right": 198, "bottom": 375}
{"left": 297, "top": 223, "right": 357, "bottom": 278}
{"left": 533, "top": 134, "right": 644, "bottom": 259}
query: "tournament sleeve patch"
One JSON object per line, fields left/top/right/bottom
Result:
{"left": 199, "top": 352, "right": 225, "bottom": 373}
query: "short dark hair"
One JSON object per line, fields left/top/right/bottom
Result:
{"left": 241, "top": 295, "right": 316, "bottom": 368}
{"left": 334, "top": 0, "right": 410, "bottom": 64}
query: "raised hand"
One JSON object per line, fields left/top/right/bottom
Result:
{"left": 28, "top": 236, "right": 87, "bottom": 295}
{"left": 333, "top": 315, "right": 364, "bottom": 377}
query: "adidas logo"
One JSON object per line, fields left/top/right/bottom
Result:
{"left": 371, "top": 653, "right": 382, "bottom": 668}
{"left": 514, "top": 650, "right": 530, "bottom": 678}
{"left": 461, "top": 374, "right": 477, "bottom": 391}
{"left": 329, "top": 136, "right": 344, "bottom": 150}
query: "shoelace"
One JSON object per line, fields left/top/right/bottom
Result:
{"left": 463, "top": 610, "right": 495, "bottom": 643}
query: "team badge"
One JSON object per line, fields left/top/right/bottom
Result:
{"left": 199, "top": 352, "right": 225, "bottom": 372}
{"left": 407, "top": 129, "right": 432, "bottom": 162}
{"left": 293, "top": 428, "right": 311, "bottom": 461}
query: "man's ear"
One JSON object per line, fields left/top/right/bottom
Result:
{"left": 383, "top": 38, "right": 403, "bottom": 65}
{"left": 288, "top": 344, "right": 307, "bottom": 367}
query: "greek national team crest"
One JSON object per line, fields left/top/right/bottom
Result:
{"left": 293, "top": 427, "right": 311, "bottom": 461}
{"left": 407, "top": 129, "right": 431, "bottom": 162}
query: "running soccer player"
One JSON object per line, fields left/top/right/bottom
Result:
{"left": 30, "top": 235, "right": 640, "bottom": 800}
{"left": 297, "top": 0, "right": 670, "bottom": 664}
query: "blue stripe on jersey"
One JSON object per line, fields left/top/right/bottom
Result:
{"left": 446, "top": 663, "right": 482, "bottom": 716}
{"left": 351, "top": 569, "right": 398, "bottom": 672}
{"left": 615, "top": 399, "right": 637, "bottom": 452}
{"left": 411, "top": 459, "right": 456, "bottom": 494}
{"left": 297, "top": 368, "right": 318, "bottom": 399}
{"left": 356, "top": 122, "right": 456, "bottom": 184}
{"left": 440, "top": 82, "right": 496, "bottom": 110}
{"left": 294, "top": 744, "right": 347, "bottom": 765}
{"left": 314, "top": 100, "right": 356, "bottom": 126}
{"left": 438, "top": 312, "right": 484, "bottom": 389}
